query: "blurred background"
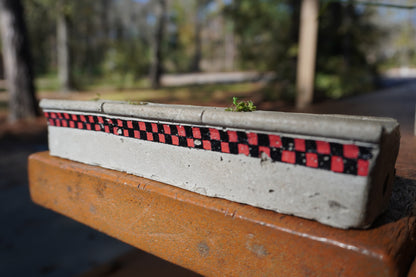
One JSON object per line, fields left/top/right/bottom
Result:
{"left": 0, "top": 0, "right": 415, "bottom": 276}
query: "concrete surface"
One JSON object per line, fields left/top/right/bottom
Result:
{"left": 47, "top": 126, "right": 371, "bottom": 229}
{"left": 40, "top": 99, "right": 398, "bottom": 143}
{"left": 41, "top": 99, "right": 400, "bottom": 228}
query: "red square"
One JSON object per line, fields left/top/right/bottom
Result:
{"left": 139, "top": 122, "right": 146, "bottom": 131}
{"left": 171, "top": 136, "right": 179, "bottom": 145}
{"left": 202, "top": 140, "right": 211, "bottom": 150}
{"left": 77, "top": 122, "right": 83, "bottom": 129}
{"left": 221, "top": 142, "right": 230, "bottom": 153}
{"left": 227, "top": 131, "right": 238, "bottom": 142}
{"left": 107, "top": 118, "right": 113, "bottom": 125}
{"left": 123, "top": 129, "right": 129, "bottom": 136}
{"left": 117, "top": 119, "right": 123, "bottom": 127}
{"left": 71, "top": 114, "right": 78, "bottom": 121}
{"left": 48, "top": 119, "right": 54, "bottom": 126}
{"left": 164, "top": 125, "right": 171, "bottom": 134}
{"left": 62, "top": 120, "right": 68, "bottom": 127}
{"left": 88, "top": 115, "right": 94, "bottom": 123}
{"left": 104, "top": 126, "right": 110, "bottom": 133}
{"left": 247, "top": 133, "right": 258, "bottom": 145}
{"left": 127, "top": 121, "right": 133, "bottom": 129}
{"left": 294, "top": 138, "right": 305, "bottom": 152}
{"left": 97, "top": 116, "right": 104, "bottom": 123}
{"left": 316, "top": 141, "right": 330, "bottom": 154}
{"left": 238, "top": 144, "right": 250, "bottom": 156}
{"left": 269, "top": 135, "right": 282, "bottom": 148}
{"left": 177, "top": 125, "right": 186, "bottom": 137}
{"left": 80, "top": 115, "right": 87, "bottom": 122}
{"left": 306, "top": 153, "right": 318, "bottom": 168}
{"left": 192, "top": 127, "right": 201, "bottom": 138}
{"left": 187, "top": 138, "right": 194, "bottom": 147}
{"left": 64, "top": 113, "right": 70, "bottom": 119}
{"left": 134, "top": 130, "right": 140, "bottom": 139}
{"left": 50, "top": 113, "right": 56, "bottom": 118}
{"left": 151, "top": 123, "right": 158, "bottom": 133}
{"left": 147, "top": 132, "right": 153, "bottom": 141}
{"left": 113, "top": 127, "right": 118, "bottom": 134}
{"left": 159, "top": 133, "right": 166, "bottom": 143}
{"left": 357, "top": 159, "right": 369, "bottom": 176}
{"left": 86, "top": 123, "right": 91, "bottom": 130}
{"left": 69, "top": 121, "right": 75, "bottom": 128}
{"left": 94, "top": 124, "right": 100, "bottom": 131}
{"left": 282, "top": 151, "right": 295, "bottom": 164}
{"left": 259, "top": 146, "right": 270, "bottom": 157}
{"left": 343, "top": 144, "right": 359, "bottom": 159}
{"left": 56, "top": 120, "right": 61, "bottom": 127}
{"left": 210, "top": 128, "right": 220, "bottom": 140}
{"left": 331, "top": 156, "right": 344, "bottom": 173}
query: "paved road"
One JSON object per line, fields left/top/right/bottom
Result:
{"left": 302, "top": 79, "right": 416, "bottom": 134}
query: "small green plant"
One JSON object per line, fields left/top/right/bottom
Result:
{"left": 225, "top": 97, "right": 256, "bottom": 112}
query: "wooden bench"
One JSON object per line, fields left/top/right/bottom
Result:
{"left": 28, "top": 129, "right": 416, "bottom": 276}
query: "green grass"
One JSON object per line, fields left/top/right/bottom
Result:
{"left": 35, "top": 74, "right": 259, "bottom": 107}
{"left": 35, "top": 74, "right": 60, "bottom": 92}
{"left": 91, "top": 82, "right": 257, "bottom": 104}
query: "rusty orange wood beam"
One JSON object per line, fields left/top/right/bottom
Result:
{"left": 28, "top": 152, "right": 416, "bottom": 276}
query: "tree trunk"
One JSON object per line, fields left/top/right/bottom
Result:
{"left": 189, "top": 0, "right": 204, "bottom": 72}
{"left": 57, "top": 0, "right": 72, "bottom": 93}
{"left": 295, "top": 0, "right": 319, "bottom": 109}
{"left": 0, "top": 0, "right": 38, "bottom": 122}
{"left": 150, "top": 0, "right": 166, "bottom": 89}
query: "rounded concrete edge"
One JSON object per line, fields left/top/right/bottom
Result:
{"left": 40, "top": 99, "right": 399, "bottom": 143}
{"left": 102, "top": 102, "right": 206, "bottom": 125}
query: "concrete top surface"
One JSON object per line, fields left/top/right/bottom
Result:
{"left": 39, "top": 99, "right": 398, "bottom": 143}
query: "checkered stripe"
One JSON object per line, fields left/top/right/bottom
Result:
{"left": 45, "top": 111, "right": 374, "bottom": 177}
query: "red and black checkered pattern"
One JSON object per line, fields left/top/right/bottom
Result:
{"left": 44, "top": 111, "right": 374, "bottom": 177}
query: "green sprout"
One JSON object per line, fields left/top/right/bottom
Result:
{"left": 225, "top": 97, "right": 256, "bottom": 112}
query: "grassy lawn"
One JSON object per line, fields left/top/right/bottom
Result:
{"left": 35, "top": 74, "right": 263, "bottom": 107}
{"left": 0, "top": 74, "right": 289, "bottom": 118}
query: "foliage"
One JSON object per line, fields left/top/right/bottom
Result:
{"left": 224, "top": 0, "right": 294, "bottom": 73}
{"left": 225, "top": 97, "right": 256, "bottom": 112}
{"left": 314, "top": 2, "right": 380, "bottom": 98}
{"left": 22, "top": 0, "right": 387, "bottom": 101}
{"left": 226, "top": 0, "right": 383, "bottom": 100}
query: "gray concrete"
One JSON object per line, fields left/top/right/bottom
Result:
{"left": 41, "top": 99, "right": 398, "bottom": 143}
{"left": 41, "top": 100, "right": 400, "bottom": 228}
{"left": 48, "top": 126, "right": 373, "bottom": 229}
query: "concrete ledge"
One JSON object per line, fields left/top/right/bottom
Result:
{"left": 28, "top": 152, "right": 416, "bottom": 277}
{"left": 39, "top": 99, "right": 397, "bottom": 143}
{"left": 40, "top": 100, "right": 400, "bottom": 229}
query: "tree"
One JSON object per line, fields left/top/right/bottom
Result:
{"left": 150, "top": 0, "right": 167, "bottom": 89}
{"left": 295, "top": 0, "right": 319, "bottom": 109}
{"left": 189, "top": 0, "right": 210, "bottom": 72}
{"left": 56, "top": 0, "right": 73, "bottom": 93}
{"left": 0, "top": 0, "right": 38, "bottom": 122}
